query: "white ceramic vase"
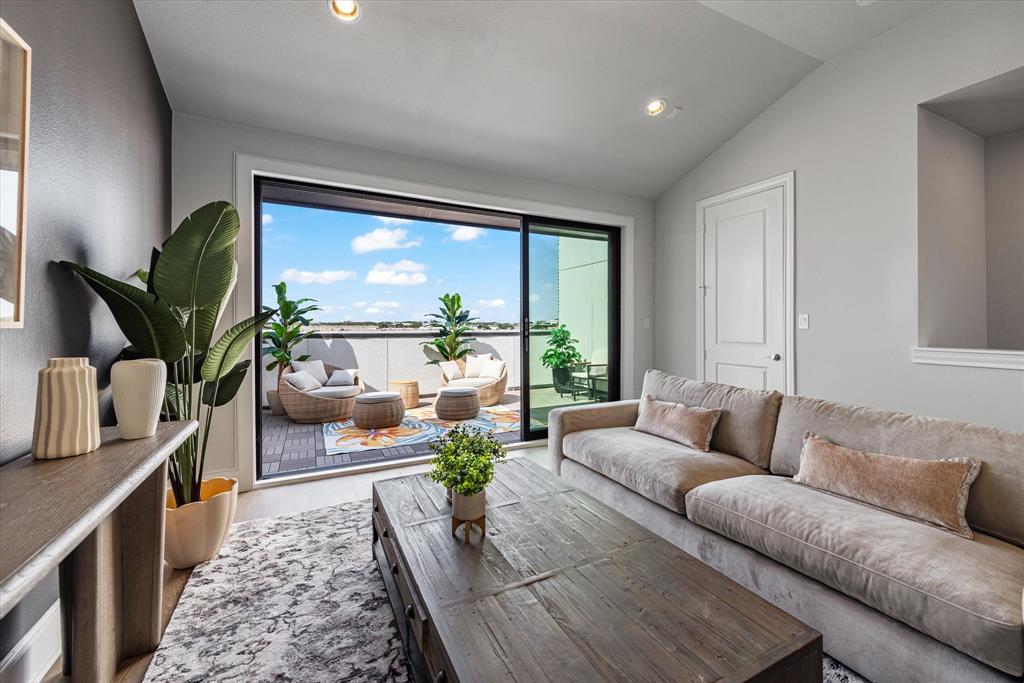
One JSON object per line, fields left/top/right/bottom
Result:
{"left": 111, "top": 359, "right": 166, "bottom": 439}
{"left": 31, "top": 357, "right": 101, "bottom": 459}
{"left": 165, "top": 477, "right": 239, "bottom": 569}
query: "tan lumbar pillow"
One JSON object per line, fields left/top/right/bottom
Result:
{"left": 794, "top": 433, "right": 981, "bottom": 538}
{"left": 633, "top": 395, "right": 721, "bottom": 452}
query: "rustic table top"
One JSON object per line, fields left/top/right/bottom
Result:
{"left": 372, "top": 457, "right": 821, "bottom": 682}
{"left": 0, "top": 420, "right": 197, "bottom": 616}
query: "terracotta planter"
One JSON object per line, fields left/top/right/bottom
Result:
{"left": 165, "top": 477, "right": 238, "bottom": 569}
{"left": 266, "top": 390, "right": 285, "bottom": 416}
{"left": 451, "top": 490, "right": 486, "bottom": 541}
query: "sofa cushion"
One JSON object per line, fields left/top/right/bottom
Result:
{"left": 290, "top": 359, "right": 328, "bottom": 385}
{"left": 639, "top": 370, "right": 782, "bottom": 468}
{"left": 771, "top": 394, "right": 1024, "bottom": 546}
{"left": 686, "top": 475, "right": 1024, "bottom": 676}
{"left": 308, "top": 385, "right": 362, "bottom": 399}
{"left": 634, "top": 396, "right": 721, "bottom": 451}
{"left": 562, "top": 426, "right": 765, "bottom": 514}
{"left": 447, "top": 377, "right": 495, "bottom": 388}
{"left": 282, "top": 370, "right": 321, "bottom": 392}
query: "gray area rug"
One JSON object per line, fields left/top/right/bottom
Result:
{"left": 146, "top": 498, "right": 868, "bottom": 682}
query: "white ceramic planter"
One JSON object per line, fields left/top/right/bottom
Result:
{"left": 266, "top": 389, "right": 285, "bottom": 416}
{"left": 165, "top": 477, "right": 238, "bottom": 569}
{"left": 111, "top": 359, "right": 166, "bottom": 439}
{"left": 32, "top": 357, "right": 101, "bottom": 459}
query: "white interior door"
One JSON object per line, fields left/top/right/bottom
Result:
{"left": 701, "top": 183, "right": 789, "bottom": 392}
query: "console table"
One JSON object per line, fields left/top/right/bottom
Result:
{"left": 0, "top": 421, "right": 197, "bottom": 682}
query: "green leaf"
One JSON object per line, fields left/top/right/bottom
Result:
{"left": 202, "top": 360, "right": 251, "bottom": 407}
{"left": 184, "top": 263, "right": 237, "bottom": 353}
{"left": 153, "top": 201, "right": 240, "bottom": 308}
{"left": 61, "top": 262, "right": 186, "bottom": 363}
{"left": 202, "top": 309, "right": 276, "bottom": 382}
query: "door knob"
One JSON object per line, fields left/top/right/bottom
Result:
{"left": 766, "top": 353, "right": 781, "bottom": 361}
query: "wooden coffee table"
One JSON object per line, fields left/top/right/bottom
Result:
{"left": 372, "top": 458, "right": 822, "bottom": 682}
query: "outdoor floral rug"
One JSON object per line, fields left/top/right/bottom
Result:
{"left": 323, "top": 404, "right": 520, "bottom": 455}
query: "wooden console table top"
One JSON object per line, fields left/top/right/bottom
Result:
{"left": 0, "top": 420, "right": 197, "bottom": 616}
{"left": 372, "top": 457, "right": 822, "bottom": 682}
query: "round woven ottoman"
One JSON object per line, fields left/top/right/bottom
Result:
{"left": 434, "top": 387, "right": 480, "bottom": 421}
{"left": 353, "top": 391, "right": 405, "bottom": 429}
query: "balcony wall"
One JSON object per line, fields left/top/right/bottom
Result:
{"left": 262, "top": 330, "right": 553, "bottom": 405}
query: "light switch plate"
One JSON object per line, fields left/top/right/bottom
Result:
{"left": 643, "top": 318, "right": 651, "bottom": 330}
{"left": 798, "top": 314, "right": 810, "bottom": 330}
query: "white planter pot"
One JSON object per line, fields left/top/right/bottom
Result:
{"left": 165, "top": 477, "right": 238, "bottom": 569}
{"left": 111, "top": 359, "right": 166, "bottom": 439}
{"left": 32, "top": 357, "right": 100, "bottom": 459}
{"left": 266, "top": 390, "right": 285, "bottom": 416}
{"left": 452, "top": 490, "right": 486, "bottom": 521}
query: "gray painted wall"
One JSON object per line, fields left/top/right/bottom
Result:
{"left": 0, "top": 0, "right": 169, "bottom": 659}
{"left": 917, "top": 107, "right": 988, "bottom": 349}
{"left": 654, "top": 1, "right": 1024, "bottom": 432}
{"left": 985, "top": 129, "right": 1024, "bottom": 350}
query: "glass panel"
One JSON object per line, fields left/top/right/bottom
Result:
{"left": 527, "top": 224, "right": 611, "bottom": 432}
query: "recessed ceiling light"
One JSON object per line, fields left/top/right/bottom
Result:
{"left": 646, "top": 98, "right": 667, "bottom": 117}
{"left": 329, "top": 0, "right": 361, "bottom": 23}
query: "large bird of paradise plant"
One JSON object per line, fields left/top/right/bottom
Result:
{"left": 62, "top": 201, "right": 274, "bottom": 507}
{"left": 422, "top": 292, "right": 477, "bottom": 364}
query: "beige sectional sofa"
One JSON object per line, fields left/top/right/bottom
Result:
{"left": 548, "top": 370, "right": 1024, "bottom": 683}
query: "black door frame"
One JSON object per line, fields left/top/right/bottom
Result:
{"left": 519, "top": 216, "right": 622, "bottom": 442}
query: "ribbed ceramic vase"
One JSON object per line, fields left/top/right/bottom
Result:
{"left": 31, "top": 357, "right": 101, "bottom": 459}
{"left": 111, "top": 359, "right": 167, "bottom": 439}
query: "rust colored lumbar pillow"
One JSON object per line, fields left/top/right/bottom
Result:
{"left": 794, "top": 433, "right": 982, "bottom": 538}
{"left": 633, "top": 395, "right": 721, "bottom": 451}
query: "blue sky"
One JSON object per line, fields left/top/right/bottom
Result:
{"left": 261, "top": 202, "right": 556, "bottom": 323}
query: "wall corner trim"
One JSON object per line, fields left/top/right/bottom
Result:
{"left": 0, "top": 601, "right": 60, "bottom": 683}
{"left": 911, "top": 346, "right": 1024, "bottom": 371}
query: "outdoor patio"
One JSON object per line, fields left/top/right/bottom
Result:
{"left": 259, "top": 386, "right": 596, "bottom": 477}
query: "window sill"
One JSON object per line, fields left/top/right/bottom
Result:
{"left": 911, "top": 347, "right": 1024, "bottom": 371}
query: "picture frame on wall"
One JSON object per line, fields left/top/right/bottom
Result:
{"left": 1, "top": 18, "right": 31, "bottom": 329}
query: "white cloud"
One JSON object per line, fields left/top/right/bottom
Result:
{"left": 352, "top": 301, "right": 367, "bottom": 307}
{"left": 280, "top": 268, "right": 357, "bottom": 285}
{"left": 371, "top": 301, "right": 401, "bottom": 309}
{"left": 365, "top": 307, "right": 381, "bottom": 314}
{"left": 262, "top": 213, "right": 274, "bottom": 225}
{"left": 448, "top": 225, "right": 485, "bottom": 242}
{"left": 374, "top": 215, "right": 412, "bottom": 226}
{"left": 365, "top": 260, "right": 428, "bottom": 286}
{"left": 529, "top": 293, "right": 541, "bottom": 303}
{"left": 351, "top": 227, "right": 421, "bottom": 254}
{"left": 478, "top": 298, "right": 506, "bottom": 309}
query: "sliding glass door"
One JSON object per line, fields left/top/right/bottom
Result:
{"left": 521, "top": 219, "right": 620, "bottom": 439}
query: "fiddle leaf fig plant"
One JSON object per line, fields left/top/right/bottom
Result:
{"left": 422, "top": 292, "right": 477, "bottom": 364}
{"left": 427, "top": 424, "right": 507, "bottom": 497}
{"left": 62, "top": 201, "right": 275, "bottom": 507}
{"left": 262, "top": 281, "right": 320, "bottom": 388}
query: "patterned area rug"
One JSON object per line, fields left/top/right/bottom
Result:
{"left": 323, "top": 404, "right": 520, "bottom": 455}
{"left": 146, "top": 498, "right": 869, "bottom": 682}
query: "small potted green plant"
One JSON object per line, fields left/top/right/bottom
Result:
{"left": 427, "top": 424, "right": 507, "bottom": 541}
{"left": 541, "top": 323, "right": 584, "bottom": 396}
{"left": 422, "top": 292, "right": 477, "bottom": 369}
{"left": 262, "top": 281, "right": 321, "bottom": 415}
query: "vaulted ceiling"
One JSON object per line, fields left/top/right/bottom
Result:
{"left": 135, "top": 0, "right": 938, "bottom": 198}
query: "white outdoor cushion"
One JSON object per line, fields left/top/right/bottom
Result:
{"left": 326, "top": 368, "right": 359, "bottom": 386}
{"left": 439, "top": 360, "right": 463, "bottom": 381}
{"left": 283, "top": 370, "right": 322, "bottom": 392}
{"left": 438, "top": 386, "right": 478, "bottom": 397}
{"left": 356, "top": 391, "right": 402, "bottom": 404}
{"left": 480, "top": 359, "right": 506, "bottom": 380}
{"left": 291, "top": 359, "right": 328, "bottom": 385}
{"left": 464, "top": 354, "right": 492, "bottom": 378}
{"left": 447, "top": 377, "right": 494, "bottom": 388}
{"left": 308, "top": 385, "right": 362, "bottom": 399}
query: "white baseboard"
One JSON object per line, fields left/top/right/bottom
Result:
{"left": 0, "top": 601, "right": 61, "bottom": 683}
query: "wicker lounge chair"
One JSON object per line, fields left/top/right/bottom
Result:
{"left": 278, "top": 363, "right": 364, "bottom": 424}
{"left": 440, "top": 358, "right": 508, "bottom": 407}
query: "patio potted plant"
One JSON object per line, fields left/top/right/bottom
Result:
{"left": 62, "top": 201, "right": 275, "bottom": 569}
{"left": 262, "top": 281, "right": 320, "bottom": 415}
{"left": 422, "top": 292, "right": 477, "bottom": 369}
{"left": 427, "top": 424, "right": 507, "bottom": 542}
{"left": 541, "top": 324, "right": 584, "bottom": 396}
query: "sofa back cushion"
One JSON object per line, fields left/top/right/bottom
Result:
{"left": 771, "top": 394, "right": 1024, "bottom": 546}
{"left": 638, "top": 370, "right": 782, "bottom": 468}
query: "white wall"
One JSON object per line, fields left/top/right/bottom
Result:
{"left": 985, "top": 129, "right": 1024, "bottom": 350}
{"left": 654, "top": 1, "right": 1024, "bottom": 432}
{"left": 558, "top": 236, "right": 609, "bottom": 366}
{"left": 172, "top": 113, "right": 654, "bottom": 486}
{"left": 917, "top": 107, "right": 988, "bottom": 349}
